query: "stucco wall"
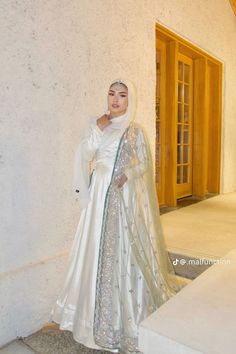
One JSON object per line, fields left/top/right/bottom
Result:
{"left": 1, "top": 0, "right": 236, "bottom": 347}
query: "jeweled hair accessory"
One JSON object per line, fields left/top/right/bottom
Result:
{"left": 112, "top": 80, "right": 128, "bottom": 88}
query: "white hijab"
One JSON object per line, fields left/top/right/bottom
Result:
{"left": 72, "top": 78, "right": 137, "bottom": 209}
{"left": 106, "top": 78, "right": 137, "bottom": 126}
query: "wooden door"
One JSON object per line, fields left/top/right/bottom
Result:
{"left": 156, "top": 24, "right": 222, "bottom": 207}
{"left": 176, "top": 53, "right": 193, "bottom": 198}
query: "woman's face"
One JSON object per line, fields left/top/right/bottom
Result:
{"left": 107, "top": 83, "right": 128, "bottom": 117}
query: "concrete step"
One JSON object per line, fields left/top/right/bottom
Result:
{"left": 139, "top": 248, "right": 236, "bottom": 354}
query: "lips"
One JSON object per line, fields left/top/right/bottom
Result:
{"left": 112, "top": 104, "right": 119, "bottom": 108}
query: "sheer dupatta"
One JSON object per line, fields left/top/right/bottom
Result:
{"left": 93, "top": 122, "right": 185, "bottom": 353}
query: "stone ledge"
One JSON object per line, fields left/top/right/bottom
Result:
{"left": 139, "top": 248, "right": 236, "bottom": 354}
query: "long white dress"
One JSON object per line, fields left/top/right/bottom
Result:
{"left": 50, "top": 113, "right": 128, "bottom": 352}
{"left": 50, "top": 111, "right": 184, "bottom": 353}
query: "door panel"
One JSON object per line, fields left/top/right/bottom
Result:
{"left": 176, "top": 53, "right": 193, "bottom": 198}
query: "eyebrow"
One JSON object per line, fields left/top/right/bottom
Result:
{"left": 109, "top": 89, "right": 127, "bottom": 94}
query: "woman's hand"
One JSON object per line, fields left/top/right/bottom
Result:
{"left": 96, "top": 114, "right": 112, "bottom": 131}
{"left": 117, "top": 173, "right": 128, "bottom": 188}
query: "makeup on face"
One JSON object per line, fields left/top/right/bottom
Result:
{"left": 108, "top": 83, "right": 128, "bottom": 117}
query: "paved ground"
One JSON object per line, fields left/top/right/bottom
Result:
{"left": 0, "top": 324, "right": 113, "bottom": 354}
{"left": 162, "top": 192, "right": 236, "bottom": 259}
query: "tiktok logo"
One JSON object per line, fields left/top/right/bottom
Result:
{"left": 173, "top": 258, "right": 179, "bottom": 266}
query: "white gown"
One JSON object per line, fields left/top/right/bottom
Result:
{"left": 50, "top": 114, "right": 128, "bottom": 352}
{"left": 50, "top": 112, "right": 184, "bottom": 353}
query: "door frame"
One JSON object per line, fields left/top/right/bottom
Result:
{"left": 156, "top": 23, "right": 223, "bottom": 207}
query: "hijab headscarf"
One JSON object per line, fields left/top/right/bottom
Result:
{"left": 106, "top": 78, "right": 137, "bottom": 126}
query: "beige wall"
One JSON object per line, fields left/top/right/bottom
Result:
{"left": 1, "top": 0, "right": 236, "bottom": 347}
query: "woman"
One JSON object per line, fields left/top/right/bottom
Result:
{"left": 50, "top": 79, "right": 185, "bottom": 353}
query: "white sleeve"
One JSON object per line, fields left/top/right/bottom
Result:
{"left": 72, "top": 118, "right": 104, "bottom": 208}
{"left": 79, "top": 119, "right": 104, "bottom": 160}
